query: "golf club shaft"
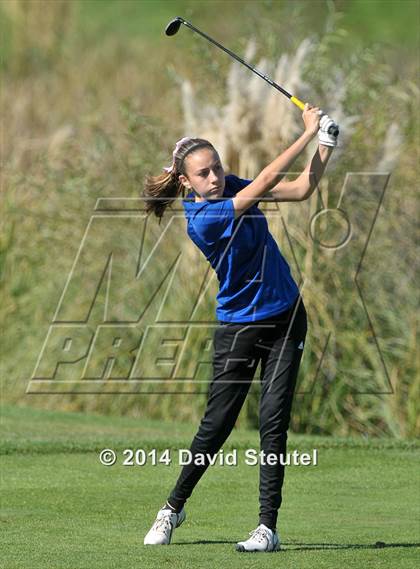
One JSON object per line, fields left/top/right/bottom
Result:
{"left": 176, "top": 17, "right": 306, "bottom": 111}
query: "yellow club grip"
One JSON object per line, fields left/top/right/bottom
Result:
{"left": 290, "top": 96, "right": 306, "bottom": 111}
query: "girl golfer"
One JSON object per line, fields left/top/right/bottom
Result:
{"left": 143, "top": 104, "right": 338, "bottom": 552}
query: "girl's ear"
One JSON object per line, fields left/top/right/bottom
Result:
{"left": 178, "top": 174, "right": 191, "bottom": 189}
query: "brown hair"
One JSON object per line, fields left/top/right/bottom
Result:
{"left": 142, "top": 137, "right": 215, "bottom": 224}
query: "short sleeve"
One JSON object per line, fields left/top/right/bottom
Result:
{"left": 227, "top": 174, "right": 262, "bottom": 207}
{"left": 228, "top": 175, "right": 252, "bottom": 193}
{"left": 190, "top": 198, "right": 236, "bottom": 245}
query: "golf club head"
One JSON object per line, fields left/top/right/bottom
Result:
{"left": 165, "top": 17, "right": 183, "bottom": 36}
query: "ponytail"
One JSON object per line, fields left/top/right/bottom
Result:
{"left": 142, "top": 137, "right": 214, "bottom": 224}
{"left": 143, "top": 170, "right": 182, "bottom": 225}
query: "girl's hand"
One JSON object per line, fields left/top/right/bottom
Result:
{"left": 318, "top": 114, "right": 339, "bottom": 147}
{"left": 302, "top": 103, "right": 321, "bottom": 137}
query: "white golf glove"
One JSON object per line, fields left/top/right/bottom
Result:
{"left": 318, "top": 114, "right": 339, "bottom": 147}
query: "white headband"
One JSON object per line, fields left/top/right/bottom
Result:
{"left": 163, "top": 136, "right": 197, "bottom": 173}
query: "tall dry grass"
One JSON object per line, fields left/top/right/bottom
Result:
{"left": 172, "top": 25, "right": 418, "bottom": 437}
{"left": 1, "top": 1, "right": 418, "bottom": 437}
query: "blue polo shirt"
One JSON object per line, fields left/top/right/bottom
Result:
{"left": 182, "top": 174, "right": 300, "bottom": 322}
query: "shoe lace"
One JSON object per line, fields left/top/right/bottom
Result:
{"left": 153, "top": 513, "right": 173, "bottom": 534}
{"left": 248, "top": 526, "right": 270, "bottom": 544}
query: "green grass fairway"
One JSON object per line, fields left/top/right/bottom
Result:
{"left": 1, "top": 405, "right": 419, "bottom": 568}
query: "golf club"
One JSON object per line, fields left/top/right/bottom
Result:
{"left": 165, "top": 16, "right": 339, "bottom": 137}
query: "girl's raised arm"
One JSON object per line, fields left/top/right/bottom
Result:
{"left": 232, "top": 104, "right": 321, "bottom": 218}
{"left": 263, "top": 144, "right": 335, "bottom": 202}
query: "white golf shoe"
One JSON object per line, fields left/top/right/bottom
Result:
{"left": 143, "top": 506, "right": 186, "bottom": 545}
{"left": 236, "top": 523, "right": 280, "bottom": 552}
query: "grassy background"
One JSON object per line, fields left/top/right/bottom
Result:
{"left": 1, "top": 0, "right": 419, "bottom": 436}
{"left": 1, "top": 404, "right": 420, "bottom": 568}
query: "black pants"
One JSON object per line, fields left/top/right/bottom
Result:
{"left": 167, "top": 295, "right": 308, "bottom": 530}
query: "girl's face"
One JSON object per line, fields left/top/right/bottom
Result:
{"left": 179, "top": 148, "right": 225, "bottom": 201}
